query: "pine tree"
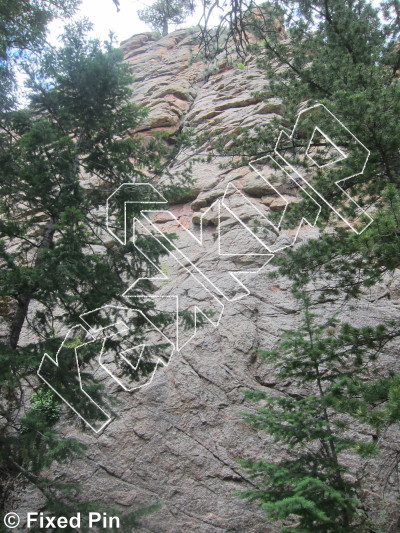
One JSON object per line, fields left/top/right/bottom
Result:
{"left": 0, "top": 20, "right": 187, "bottom": 527}
{"left": 0, "top": 0, "right": 81, "bottom": 111}
{"left": 197, "top": 0, "right": 400, "bottom": 529}
{"left": 138, "top": 0, "right": 196, "bottom": 36}
{"left": 238, "top": 293, "right": 400, "bottom": 532}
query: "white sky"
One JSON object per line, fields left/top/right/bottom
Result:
{"left": 47, "top": 0, "right": 213, "bottom": 46}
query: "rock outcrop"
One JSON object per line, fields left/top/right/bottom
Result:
{"left": 10, "top": 29, "right": 400, "bottom": 532}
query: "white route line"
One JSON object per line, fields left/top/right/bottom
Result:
{"left": 274, "top": 103, "right": 373, "bottom": 234}
{"left": 38, "top": 324, "right": 112, "bottom": 433}
{"left": 37, "top": 102, "right": 373, "bottom": 432}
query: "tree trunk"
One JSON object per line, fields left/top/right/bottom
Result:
{"left": 8, "top": 219, "right": 55, "bottom": 350}
{"left": 162, "top": 19, "right": 168, "bottom": 36}
{"left": 9, "top": 298, "right": 31, "bottom": 350}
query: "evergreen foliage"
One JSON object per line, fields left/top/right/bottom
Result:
{"left": 238, "top": 294, "right": 400, "bottom": 531}
{"left": 211, "top": 0, "right": 400, "bottom": 530}
{"left": 0, "top": 17, "right": 187, "bottom": 529}
{"left": 138, "top": 0, "right": 196, "bottom": 36}
{"left": 0, "top": 0, "right": 80, "bottom": 111}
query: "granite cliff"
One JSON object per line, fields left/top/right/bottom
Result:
{"left": 10, "top": 29, "right": 400, "bottom": 532}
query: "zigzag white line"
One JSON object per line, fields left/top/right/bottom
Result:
{"left": 37, "top": 102, "right": 373, "bottom": 432}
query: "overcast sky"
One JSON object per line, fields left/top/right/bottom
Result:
{"left": 48, "top": 0, "right": 212, "bottom": 46}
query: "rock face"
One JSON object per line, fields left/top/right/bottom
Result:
{"left": 11, "top": 29, "right": 400, "bottom": 532}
